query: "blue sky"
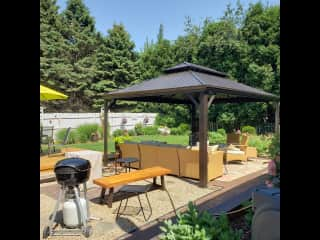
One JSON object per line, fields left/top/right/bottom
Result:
{"left": 56, "top": 0, "right": 279, "bottom": 51}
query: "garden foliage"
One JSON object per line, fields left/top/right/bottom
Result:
{"left": 160, "top": 202, "right": 242, "bottom": 240}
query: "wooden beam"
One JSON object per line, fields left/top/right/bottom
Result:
{"left": 115, "top": 96, "right": 191, "bottom": 105}
{"left": 208, "top": 95, "right": 215, "bottom": 109}
{"left": 199, "top": 92, "right": 208, "bottom": 187}
{"left": 186, "top": 94, "right": 199, "bottom": 108}
{"left": 275, "top": 102, "right": 280, "bottom": 134}
{"left": 190, "top": 104, "right": 198, "bottom": 146}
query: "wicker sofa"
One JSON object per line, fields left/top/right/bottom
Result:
{"left": 118, "top": 142, "right": 224, "bottom": 181}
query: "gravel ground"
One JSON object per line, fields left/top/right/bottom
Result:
{"left": 40, "top": 176, "right": 221, "bottom": 240}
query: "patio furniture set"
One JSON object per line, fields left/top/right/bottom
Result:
{"left": 115, "top": 133, "right": 257, "bottom": 182}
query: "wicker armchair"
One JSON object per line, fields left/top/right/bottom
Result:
{"left": 224, "top": 134, "right": 257, "bottom": 162}
{"left": 226, "top": 133, "right": 241, "bottom": 145}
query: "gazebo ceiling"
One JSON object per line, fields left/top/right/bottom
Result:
{"left": 104, "top": 62, "right": 279, "bottom": 104}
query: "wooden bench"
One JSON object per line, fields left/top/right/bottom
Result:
{"left": 93, "top": 166, "right": 171, "bottom": 208}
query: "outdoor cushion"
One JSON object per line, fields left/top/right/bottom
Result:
{"left": 226, "top": 150, "right": 245, "bottom": 155}
{"left": 228, "top": 144, "right": 243, "bottom": 151}
{"left": 210, "top": 145, "right": 219, "bottom": 151}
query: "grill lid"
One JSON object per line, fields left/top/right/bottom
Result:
{"left": 54, "top": 158, "right": 91, "bottom": 172}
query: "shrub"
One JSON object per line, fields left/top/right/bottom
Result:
{"left": 142, "top": 126, "right": 159, "bottom": 135}
{"left": 134, "top": 123, "right": 143, "bottom": 135}
{"left": 112, "top": 129, "right": 125, "bottom": 137}
{"left": 177, "top": 123, "right": 190, "bottom": 135}
{"left": 76, "top": 123, "right": 100, "bottom": 143}
{"left": 128, "top": 129, "right": 136, "bottom": 136}
{"left": 217, "top": 112, "right": 236, "bottom": 132}
{"left": 248, "top": 135, "right": 272, "bottom": 156}
{"left": 160, "top": 202, "right": 242, "bottom": 240}
{"left": 241, "top": 125, "right": 257, "bottom": 135}
{"left": 155, "top": 114, "right": 176, "bottom": 128}
{"left": 97, "top": 125, "right": 104, "bottom": 137}
{"left": 114, "top": 135, "right": 132, "bottom": 144}
{"left": 217, "top": 128, "right": 226, "bottom": 136}
{"left": 269, "top": 133, "right": 280, "bottom": 159}
{"left": 208, "top": 131, "right": 226, "bottom": 144}
{"left": 98, "top": 122, "right": 111, "bottom": 138}
{"left": 55, "top": 128, "right": 77, "bottom": 144}
{"left": 170, "top": 127, "right": 179, "bottom": 135}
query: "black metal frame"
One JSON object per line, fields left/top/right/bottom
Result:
{"left": 116, "top": 184, "right": 153, "bottom": 221}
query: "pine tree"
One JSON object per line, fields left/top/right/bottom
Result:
{"left": 59, "top": 0, "right": 100, "bottom": 111}
{"left": 40, "top": 0, "right": 70, "bottom": 111}
{"left": 91, "top": 24, "right": 140, "bottom": 110}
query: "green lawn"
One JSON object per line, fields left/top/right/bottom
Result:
{"left": 66, "top": 135, "right": 189, "bottom": 153}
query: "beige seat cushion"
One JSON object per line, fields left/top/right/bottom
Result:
{"left": 226, "top": 150, "right": 245, "bottom": 155}
{"left": 210, "top": 145, "right": 219, "bottom": 152}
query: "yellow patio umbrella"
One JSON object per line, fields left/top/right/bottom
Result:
{"left": 40, "top": 85, "right": 68, "bottom": 101}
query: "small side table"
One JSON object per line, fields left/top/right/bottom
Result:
{"left": 115, "top": 157, "right": 138, "bottom": 174}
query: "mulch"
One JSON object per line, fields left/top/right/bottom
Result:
{"left": 229, "top": 211, "right": 251, "bottom": 240}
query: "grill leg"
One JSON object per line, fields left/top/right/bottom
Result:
{"left": 83, "top": 183, "right": 90, "bottom": 220}
{"left": 107, "top": 188, "right": 114, "bottom": 208}
{"left": 100, "top": 188, "right": 106, "bottom": 204}
{"left": 83, "top": 183, "right": 101, "bottom": 221}
{"left": 73, "top": 187, "right": 87, "bottom": 229}
{"left": 48, "top": 186, "right": 63, "bottom": 228}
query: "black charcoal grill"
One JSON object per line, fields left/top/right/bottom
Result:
{"left": 54, "top": 158, "right": 91, "bottom": 186}
{"left": 43, "top": 158, "right": 94, "bottom": 239}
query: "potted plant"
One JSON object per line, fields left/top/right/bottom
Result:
{"left": 266, "top": 134, "right": 280, "bottom": 188}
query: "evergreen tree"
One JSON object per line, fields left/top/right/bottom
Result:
{"left": 40, "top": 0, "right": 70, "bottom": 111}
{"left": 59, "top": 0, "right": 99, "bottom": 111}
{"left": 92, "top": 24, "right": 140, "bottom": 110}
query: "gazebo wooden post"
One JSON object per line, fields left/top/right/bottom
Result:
{"left": 190, "top": 104, "right": 197, "bottom": 145}
{"left": 275, "top": 101, "right": 280, "bottom": 134}
{"left": 199, "top": 92, "right": 208, "bottom": 187}
{"left": 103, "top": 99, "right": 109, "bottom": 165}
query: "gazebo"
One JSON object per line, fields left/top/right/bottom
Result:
{"left": 103, "top": 62, "right": 280, "bottom": 187}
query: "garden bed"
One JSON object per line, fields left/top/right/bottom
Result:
{"left": 227, "top": 202, "right": 253, "bottom": 240}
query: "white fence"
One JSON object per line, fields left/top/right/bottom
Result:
{"left": 40, "top": 112, "right": 157, "bottom": 139}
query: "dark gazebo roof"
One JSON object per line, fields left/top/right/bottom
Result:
{"left": 105, "top": 62, "right": 279, "bottom": 104}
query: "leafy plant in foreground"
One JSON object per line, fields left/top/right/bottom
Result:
{"left": 160, "top": 202, "right": 242, "bottom": 240}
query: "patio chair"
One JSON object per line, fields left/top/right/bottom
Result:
{"left": 51, "top": 127, "right": 72, "bottom": 153}
{"left": 224, "top": 134, "right": 250, "bottom": 163}
{"left": 116, "top": 184, "right": 153, "bottom": 221}
{"left": 119, "top": 142, "right": 141, "bottom": 169}
{"left": 226, "top": 133, "right": 241, "bottom": 145}
{"left": 40, "top": 126, "right": 55, "bottom": 155}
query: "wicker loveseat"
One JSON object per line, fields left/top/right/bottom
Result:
{"left": 118, "top": 142, "right": 224, "bottom": 181}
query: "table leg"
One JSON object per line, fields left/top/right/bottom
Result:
{"left": 153, "top": 177, "right": 157, "bottom": 185}
{"left": 114, "top": 160, "right": 117, "bottom": 175}
{"left": 100, "top": 188, "right": 106, "bottom": 204}
{"left": 107, "top": 188, "right": 114, "bottom": 208}
{"left": 129, "top": 163, "right": 131, "bottom": 172}
{"left": 161, "top": 175, "right": 166, "bottom": 190}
